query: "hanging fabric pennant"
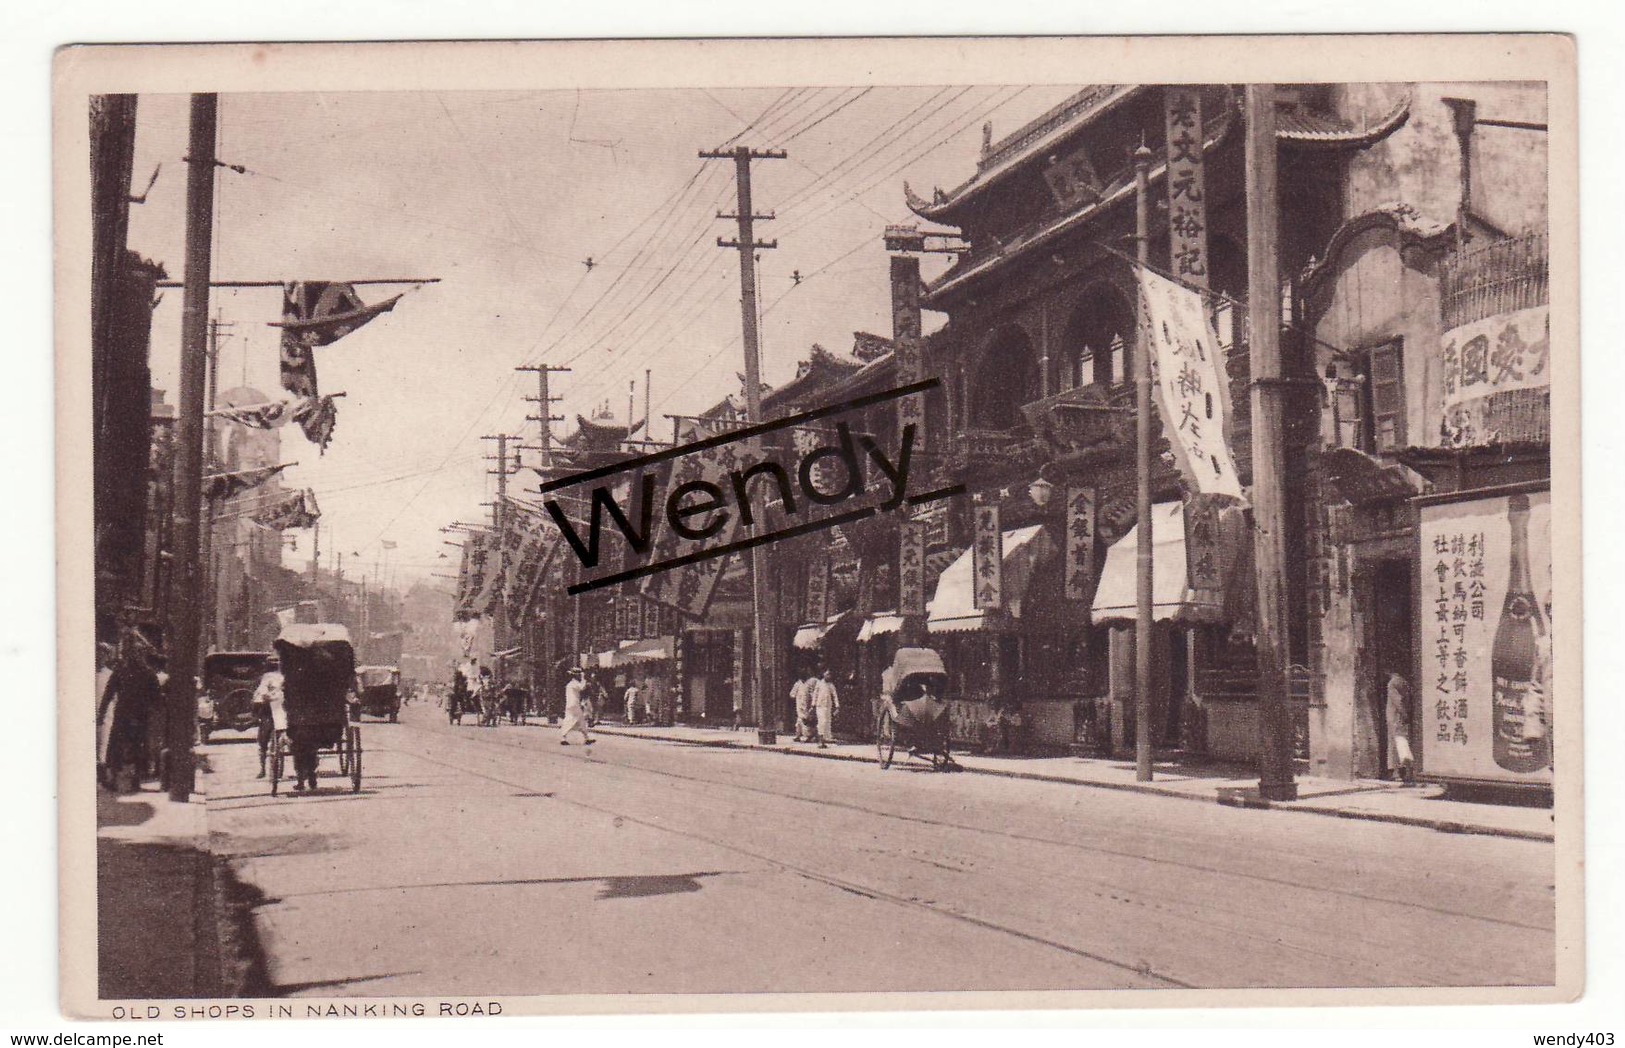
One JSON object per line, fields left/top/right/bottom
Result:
{"left": 253, "top": 488, "right": 321, "bottom": 530}
{"left": 292, "top": 394, "right": 339, "bottom": 454}
{"left": 209, "top": 398, "right": 298, "bottom": 429}
{"left": 273, "top": 282, "right": 403, "bottom": 397}
{"left": 202, "top": 462, "right": 290, "bottom": 501}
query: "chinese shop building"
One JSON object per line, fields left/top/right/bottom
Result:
{"left": 1298, "top": 84, "right": 1550, "bottom": 786}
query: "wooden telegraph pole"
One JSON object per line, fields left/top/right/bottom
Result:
{"left": 164, "top": 93, "right": 218, "bottom": 801}
{"left": 703, "top": 144, "right": 784, "bottom": 737}
{"left": 1245, "top": 84, "right": 1300, "bottom": 802}
{"left": 1133, "top": 140, "right": 1155, "bottom": 783}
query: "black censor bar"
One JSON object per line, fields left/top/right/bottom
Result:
{"left": 538, "top": 380, "right": 964, "bottom": 596}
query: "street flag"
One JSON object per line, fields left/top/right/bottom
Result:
{"left": 291, "top": 394, "right": 339, "bottom": 454}
{"left": 273, "top": 281, "right": 402, "bottom": 397}
{"left": 1135, "top": 263, "right": 1243, "bottom": 498}
{"left": 253, "top": 488, "right": 321, "bottom": 530}
{"left": 202, "top": 462, "right": 290, "bottom": 501}
{"left": 209, "top": 398, "right": 298, "bottom": 428}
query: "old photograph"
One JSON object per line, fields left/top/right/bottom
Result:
{"left": 58, "top": 37, "right": 1579, "bottom": 1017}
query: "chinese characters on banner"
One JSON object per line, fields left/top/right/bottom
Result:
{"left": 891, "top": 255, "right": 927, "bottom": 447}
{"left": 1136, "top": 264, "right": 1243, "bottom": 498}
{"left": 971, "top": 503, "right": 1003, "bottom": 610}
{"left": 805, "top": 558, "right": 830, "bottom": 623}
{"left": 1063, "top": 486, "right": 1097, "bottom": 601}
{"left": 1164, "top": 87, "right": 1209, "bottom": 287}
{"left": 899, "top": 519, "right": 927, "bottom": 616}
{"left": 641, "top": 597, "right": 661, "bottom": 639}
{"left": 1041, "top": 144, "right": 1103, "bottom": 210}
{"left": 1439, "top": 306, "right": 1550, "bottom": 447}
{"left": 1417, "top": 490, "right": 1552, "bottom": 784}
{"left": 640, "top": 432, "right": 763, "bottom": 620}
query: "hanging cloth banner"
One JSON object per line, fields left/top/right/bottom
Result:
{"left": 1064, "top": 485, "right": 1098, "bottom": 602}
{"left": 273, "top": 281, "right": 402, "bottom": 397}
{"left": 291, "top": 394, "right": 339, "bottom": 454}
{"left": 1165, "top": 87, "right": 1211, "bottom": 287}
{"left": 898, "top": 519, "right": 927, "bottom": 617}
{"left": 806, "top": 557, "right": 830, "bottom": 623}
{"left": 971, "top": 502, "right": 1003, "bottom": 610}
{"left": 639, "top": 425, "right": 762, "bottom": 621}
{"left": 1136, "top": 263, "right": 1244, "bottom": 498}
{"left": 456, "top": 531, "right": 492, "bottom": 622}
{"left": 253, "top": 488, "right": 321, "bottom": 530}
{"left": 209, "top": 398, "right": 299, "bottom": 429}
{"left": 202, "top": 462, "right": 290, "bottom": 502}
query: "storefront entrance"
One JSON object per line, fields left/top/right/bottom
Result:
{"left": 1363, "top": 558, "right": 1414, "bottom": 778}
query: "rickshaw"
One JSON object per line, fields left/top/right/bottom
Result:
{"left": 876, "top": 647, "right": 955, "bottom": 771}
{"left": 268, "top": 623, "right": 362, "bottom": 795}
{"left": 354, "top": 665, "right": 401, "bottom": 722}
{"left": 197, "top": 651, "right": 273, "bottom": 743}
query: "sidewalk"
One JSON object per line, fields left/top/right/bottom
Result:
{"left": 591, "top": 721, "right": 1555, "bottom": 842}
{"left": 96, "top": 775, "right": 222, "bottom": 999}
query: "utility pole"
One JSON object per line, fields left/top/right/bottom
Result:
{"left": 644, "top": 369, "right": 653, "bottom": 448}
{"left": 163, "top": 93, "right": 217, "bottom": 802}
{"left": 703, "top": 143, "right": 784, "bottom": 736}
{"left": 517, "top": 364, "right": 569, "bottom": 468}
{"left": 1133, "top": 140, "right": 1155, "bottom": 783}
{"left": 482, "top": 433, "right": 516, "bottom": 669}
{"left": 1245, "top": 84, "right": 1299, "bottom": 802}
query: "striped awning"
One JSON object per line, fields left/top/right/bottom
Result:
{"left": 927, "top": 526, "right": 1054, "bottom": 633}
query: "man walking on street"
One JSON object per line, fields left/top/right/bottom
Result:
{"left": 251, "top": 654, "right": 284, "bottom": 778}
{"left": 790, "top": 672, "right": 815, "bottom": 742}
{"left": 560, "top": 667, "right": 595, "bottom": 746}
{"left": 812, "top": 669, "right": 840, "bottom": 749}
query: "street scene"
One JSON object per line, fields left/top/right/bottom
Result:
{"left": 79, "top": 47, "right": 1566, "bottom": 1011}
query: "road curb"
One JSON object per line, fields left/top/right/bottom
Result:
{"left": 592, "top": 726, "right": 1554, "bottom": 843}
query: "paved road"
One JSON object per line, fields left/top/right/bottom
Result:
{"left": 199, "top": 703, "right": 1555, "bottom": 997}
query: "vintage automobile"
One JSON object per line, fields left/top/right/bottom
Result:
{"left": 355, "top": 665, "right": 401, "bottom": 722}
{"left": 197, "top": 651, "right": 274, "bottom": 743}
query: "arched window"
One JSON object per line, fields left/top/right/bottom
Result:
{"left": 970, "top": 326, "right": 1039, "bottom": 430}
{"left": 1060, "top": 285, "right": 1134, "bottom": 390}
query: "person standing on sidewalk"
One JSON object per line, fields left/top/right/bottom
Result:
{"left": 560, "top": 667, "right": 596, "bottom": 746}
{"left": 623, "top": 678, "right": 641, "bottom": 725}
{"left": 1386, "top": 671, "right": 1416, "bottom": 784}
{"left": 811, "top": 669, "right": 840, "bottom": 749}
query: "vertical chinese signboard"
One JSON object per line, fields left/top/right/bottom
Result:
{"left": 1136, "top": 265, "right": 1243, "bottom": 498}
{"left": 1417, "top": 488, "right": 1552, "bottom": 785}
{"left": 1164, "top": 87, "right": 1209, "bottom": 287}
{"left": 899, "top": 519, "right": 926, "bottom": 616}
{"left": 805, "top": 558, "right": 830, "bottom": 624}
{"left": 891, "top": 254, "right": 927, "bottom": 447}
{"left": 971, "top": 503, "right": 1003, "bottom": 610}
{"left": 640, "top": 431, "right": 762, "bottom": 620}
{"left": 1064, "top": 486, "right": 1097, "bottom": 602}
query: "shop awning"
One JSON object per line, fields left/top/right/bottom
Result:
{"left": 615, "top": 636, "right": 674, "bottom": 664}
{"left": 857, "top": 612, "right": 906, "bottom": 643}
{"left": 927, "top": 525, "right": 1054, "bottom": 634}
{"left": 1090, "top": 501, "right": 1226, "bottom": 625}
{"left": 792, "top": 612, "right": 849, "bottom": 650}
{"left": 596, "top": 650, "right": 617, "bottom": 668}
{"left": 492, "top": 646, "right": 522, "bottom": 659}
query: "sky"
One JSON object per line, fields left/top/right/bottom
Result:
{"left": 126, "top": 85, "right": 1085, "bottom": 586}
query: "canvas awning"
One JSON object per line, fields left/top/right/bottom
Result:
{"left": 615, "top": 636, "right": 674, "bottom": 664}
{"left": 857, "top": 612, "right": 906, "bottom": 643}
{"left": 1090, "top": 501, "right": 1227, "bottom": 625}
{"left": 927, "top": 525, "right": 1054, "bottom": 634}
{"left": 792, "top": 612, "right": 849, "bottom": 650}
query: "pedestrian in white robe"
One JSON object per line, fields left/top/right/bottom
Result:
{"left": 812, "top": 670, "right": 840, "bottom": 748}
{"left": 560, "top": 668, "right": 595, "bottom": 746}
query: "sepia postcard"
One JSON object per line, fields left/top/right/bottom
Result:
{"left": 54, "top": 35, "right": 1581, "bottom": 1020}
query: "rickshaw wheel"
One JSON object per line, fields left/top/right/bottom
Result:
{"left": 269, "top": 732, "right": 285, "bottom": 796}
{"left": 336, "top": 729, "right": 352, "bottom": 775}
{"left": 348, "top": 727, "right": 362, "bottom": 793}
{"left": 877, "top": 710, "right": 897, "bottom": 769}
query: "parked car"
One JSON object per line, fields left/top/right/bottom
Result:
{"left": 355, "top": 665, "right": 401, "bottom": 722}
{"left": 199, "top": 651, "right": 274, "bottom": 743}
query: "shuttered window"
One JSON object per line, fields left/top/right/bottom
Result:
{"left": 1365, "top": 341, "right": 1406, "bottom": 452}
